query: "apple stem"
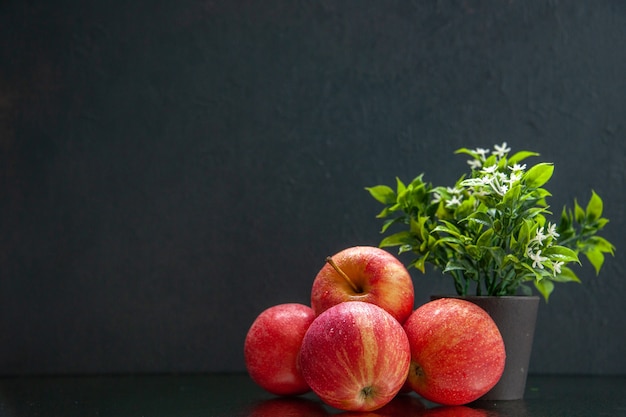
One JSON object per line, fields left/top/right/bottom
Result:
{"left": 326, "top": 256, "right": 362, "bottom": 293}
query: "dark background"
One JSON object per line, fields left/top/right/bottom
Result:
{"left": 1, "top": 0, "right": 624, "bottom": 376}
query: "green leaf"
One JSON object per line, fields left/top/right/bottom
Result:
{"left": 443, "top": 259, "right": 468, "bottom": 272}
{"left": 379, "top": 231, "right": 415, "bottom": 248}
{"left": 454, "top": 147, "right": 478, "bottom": 158}
{"left": 366, "top": 185, "right": 396, "bottom": 204}
{"left": 395, "top": 177, "right": 407, "bottom": 197}
{"left": 488, "top": 247, "right": 506, "bottom": 267}
{"left": 508, "top": 151, "right": 540, "bottom": 165}
{"left": 551, "top": 266, "right": 581, "bottom": 283}
{"left": 432, "top": 225, "right": 464, "bottom": 241}
{"left": 476, "top": 228, "right": 494, "bottom": 247}
{"left": 585, "top": 190, "right": 603, "bottom": 221}
{"left": 398, "top": 244, "right": 414, "bottom": 255}
{"left": 437, "top": 220, "right": 462, "bottom": 234}
{"left": 559, "top": 206, "right": 572, "bottom": 229}
{"left": 542, "top": 245, "right": 580, "bottom": 264}
{"left": 519, "top": 262, "right": 540, "bottom": 277}
{"left": 574, "top": 199, "right": 585, "bottom": 223}
{"left": 585, "top": 249, "right": 606, "bottom": 275}
{"left": 380, "top": 217, "right": 402, "bottom": 233}
{"left": 516, "top": 219, "right": 533, "bottom": 248}
{"left": 503, "top": 183, "right": 522, "bottom": 208}
{"left": 434, "top": 236, "right": 464, "bottom": 247}
{"left": 523, "top": 163, "right": 554, "bottom": 188}
{"left": 465, "top": 244, "right": 482, "bottom": 259}
{"left": 595, "top": 218, "right": 610, "bottom": 229}
{"left": 532, "top": 187, "right": 553, "bottom": 201}
{"left": 465, "top": 211, "right": 494, "bottom": 228}
{"left": 410, "top": 255, "right": 428, "bottom": 273}
{"left": 375, "top": 206, "right": 393, "bottom": 219}
{"left": 534, "top": 278, "right": 555, "bottom": 302}
{"left": 411, "top": 216, "right": 431, "bottom": 241}
{"left": 585, "top": 236, "right": 616, "bottom": 255}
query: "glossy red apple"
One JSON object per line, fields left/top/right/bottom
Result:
{"left": 244, "top": 303, "right": 315, "bottom": 396}
{"left": 298, "top": 301, "right": 411, "bottom": 412}
{"left": 310, "top": 246, "right": 414, "bottom": 324}
{"left": 403, "top": 298, "right": 506, "bottom": 405}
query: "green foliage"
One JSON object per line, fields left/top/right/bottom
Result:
{"left": 367, "top": 143, "right": 615, "bottom": 301}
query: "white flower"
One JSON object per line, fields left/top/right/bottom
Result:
{"left": 486, "top": 174, "right": 508, "bottom": 196}
{"left": 467, "top": 159, "right": 482, "bottom": 170}
{"left": 532, "top": 228, "right": 547, "bottom": 245}
{"left": 546, "top": 222, "right": 560, "bottom": 239}
{"left": 509, "top": 163, "right": 526, "bottom": 172}
{"left": 431, "top": 192, "right": 442, "bottom": 204}
{"left": 528, "top": 249, "right": 548, "bottom": 269}
{"left": 474, "top": 147, "right": 490, "bottom": 160}
{"left": 481, "top": 164, "right": 498, "bottom": 174}
{"left": 445, "top": 195, "right": 463, "bottom": 208}
{"left": 495, "top": 171, "right": 508, "bottom": 182}
{"left": 447, "top": 186, "right": 462, "bottom": 195}
{"left": 552, "top": 260, "right": 564, "bottom": 276}
{"left": 508, "top": 171, "right": 522, "bottom": 184}
{"left": 493, "top": 142, "right": 511, "bottom": 158}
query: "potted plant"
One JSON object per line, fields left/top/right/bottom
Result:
{"left": 366, "top": 142, "right": 615, "bottom": 400}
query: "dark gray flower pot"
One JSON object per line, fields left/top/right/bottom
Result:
{"left": 431, "top": 295, "right": 540, "bottom": 401}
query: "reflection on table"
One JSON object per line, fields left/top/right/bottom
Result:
{"left": 0, "top": 373, "right": 624, "bottom": 417}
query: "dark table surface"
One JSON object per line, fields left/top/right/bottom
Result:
{"left": 1, "top": 373, "right": 625, "bottom": 416}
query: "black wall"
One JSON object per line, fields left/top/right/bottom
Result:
{"left": 1, "top": 0, "right": 625, "bottom": 375}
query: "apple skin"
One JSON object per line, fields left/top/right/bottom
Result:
{"left": 244, "top": 303, "right": 315, "bottom": 396}
{"left": 298, "top": 301, "right": 411, "bottom": 412}
{"left": 403, "top": 298, "right": 506, "bottom": 406}
{"left": 311, "top": 246, "right": 414, "bottom": 324}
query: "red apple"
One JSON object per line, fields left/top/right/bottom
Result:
{"left": 244, "top": 303, "right": 315, "bottom": 396}
{"left": 403, "top": 298, "right": 506, "bottom": 405}
{"left": 298, "top": 301, "right": 411, "bottom": 412}
{"left": 311, "top": 246, "right": 414, "bottom": 324}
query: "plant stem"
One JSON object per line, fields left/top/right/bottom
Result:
{"left": 326, "top": 256, "right": 362, "bottom": 293}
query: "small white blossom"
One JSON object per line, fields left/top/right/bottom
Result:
{"left": 431, "top": 192, "right": 442, "bottom": 204}
{"left": 532, "top": 228, "right": 547, "bottom": 245}
{"left": 508, "top": 171, "right": 522, "bottom": 184}
{"left": 552, "top": 260, "right": 564, "bottom": 276}
{"left": 481, "top": 164, "right": 498, "bottom": 174}
{"left": 474, "top": 147, "right": 490, "bottom": 160}
{"left": 467, "top": 159, "right": 482, "bottom": 170}
{"left": 546, "top": 222, "right": 560, "bottom": 239}
{"left": 447, "top": 186, "right": 463, "bottom": 195}
{"left": 528, "top": 249, "right": 548, "bottom": 269}
{"left": 495, "top": 171, "right": 508, "bottom": 182}
{"left": 493, "top": 142, "right": 511, "bottom": 158}
{"left": 486, "top": 175, "right": 509, "bottom": 196}
{"left": 509, "top": 163, "right": 526, "bottom": 172}
{"left": 445, "top": 195, "right": 463, "bottom": 208}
